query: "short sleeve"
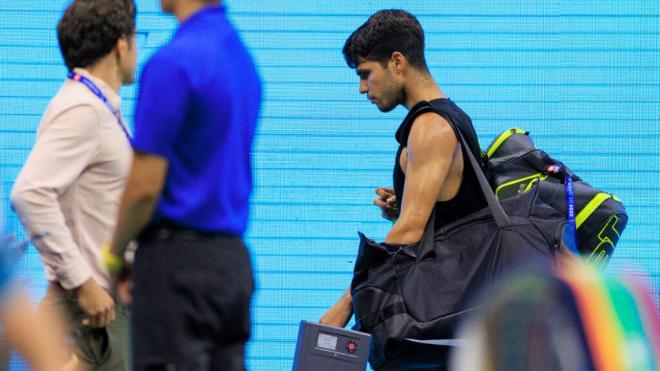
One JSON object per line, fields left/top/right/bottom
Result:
{"left": 131, "top": 54, "right": 191, "bottom": 158}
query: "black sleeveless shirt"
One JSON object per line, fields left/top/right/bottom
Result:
{"left": 393, "top": 98, "right": 487, "bottom": 229}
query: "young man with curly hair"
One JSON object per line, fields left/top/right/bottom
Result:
{"left": 11, "top": 1, "right": 138, "bottom": 369}
{"left": 321, "top": 10, "right": 486, "bottom": 364}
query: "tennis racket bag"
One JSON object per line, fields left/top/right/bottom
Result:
{"left": 485, "top": 129, "right": 627, "bottom": 267}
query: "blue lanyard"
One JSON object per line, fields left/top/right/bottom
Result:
{"left": 564, "top": 172, "right": 579, "bottom": 254}
{"left": 67, "top": 72, "right": 131, "bottom": 139}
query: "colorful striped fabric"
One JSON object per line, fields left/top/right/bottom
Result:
{"left": 451, "top": 262, "right": 660, "bottom": 371}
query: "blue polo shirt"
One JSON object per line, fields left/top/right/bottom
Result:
{"left": 132, "top": 5, "right": 261, "bottom": 235}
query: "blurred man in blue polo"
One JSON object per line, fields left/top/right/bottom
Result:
{"left": 104, "top": 0, "right": 261, "bottom": 370}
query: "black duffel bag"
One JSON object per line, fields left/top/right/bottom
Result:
{"left": 350, "top": 103, "right": 568, "bottom": 370}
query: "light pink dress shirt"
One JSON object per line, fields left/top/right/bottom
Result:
{"left": 11, "top": 68, "right": 131, "bottom": 290}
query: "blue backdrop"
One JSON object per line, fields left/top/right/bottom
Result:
{"left": 1, "top": 1, "right": 659, "bottom": 369}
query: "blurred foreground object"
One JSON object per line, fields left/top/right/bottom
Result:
{"left": 0, "top": 234, "right": 76, "bottom": 371}
{"left": 451, "top": 262, "right": 659, "bottom": 371}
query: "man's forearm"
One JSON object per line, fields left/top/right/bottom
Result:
{"left": 2, "top": 291, "right": 67, "bottom": 371}
{"left": 110, "top": 190, "right": 158, "bottom": 257}
{"left": 10, "top": 190, "right": 94, "bottom": 290}
{"left": 385, "top": 217, "right": 426, "bottom": 245}
{"left": 320, "top": 287, "right": 354, "bottom": 327}
{"left": 109, "top": 152, "right": 168, "bottom": 258}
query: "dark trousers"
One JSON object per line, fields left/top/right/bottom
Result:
{"left": 132, "top": 227, "right": 254, "bottom": 371}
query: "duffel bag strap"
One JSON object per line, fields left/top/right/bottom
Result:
{"left": 446, "top": 116, "right": 512, "bottom": 228}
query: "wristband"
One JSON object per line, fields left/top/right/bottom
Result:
{"left": 101, "top": 243, "right": 124, "bottom": 275}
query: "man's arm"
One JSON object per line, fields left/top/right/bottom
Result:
{"left": 109, "top": 152, "right": 168, "bottom": 262}
{"left": 1, "top": 290, "right": 73, "bottom": 371}
{"left": 385, "top": 113, "right": 457, "bottom": 244}
{"left": 10, "top": 105, "right": 99, "bottom": 290}
{"left": 319, "top": 287, "right": 353, "bottom": 327}
{"left": 11, "top": 105, "right": 116, "bottom": 328}
{"left": 321, "top": 113, "right": 458, "bottom": 327}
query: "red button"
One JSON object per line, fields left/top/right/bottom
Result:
{"left": 346, "top": 341, "right": 358, "bottom": 353}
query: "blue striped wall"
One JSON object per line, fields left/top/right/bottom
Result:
{"left": 1, "top": 1, "right": 659, "bottom": 369}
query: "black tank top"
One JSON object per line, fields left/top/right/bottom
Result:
{"left": 393, "top": 98, "right": 487, "bottom": 229}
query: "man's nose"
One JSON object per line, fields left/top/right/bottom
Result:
{"left": 359, "top": 80, "right": 368, "bottom": 94}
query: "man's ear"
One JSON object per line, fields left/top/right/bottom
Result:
{"left": 390, "top": 52, "right": 406, "bottom": 74}
{"left": 115, "top": 36, "right": 130, "bottom": 59}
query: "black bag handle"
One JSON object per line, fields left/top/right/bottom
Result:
{"left": 407, "top": 102, "right": 511, "bottom": 236}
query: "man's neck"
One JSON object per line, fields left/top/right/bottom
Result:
{"left": 86, "top": 58, "right": 121, "bottom": 93}
{"left": 174, "top": 1, "right": 218, "bottom": 23}
{"left": 403, "top": 72, "right": 445, "bottom": 110}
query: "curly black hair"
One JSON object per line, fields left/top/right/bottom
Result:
{"left": 343, "top": 9, "right": 428, "bottom": 71}
{"left": 57, "top": 0, "right": 136, "bottom": 71}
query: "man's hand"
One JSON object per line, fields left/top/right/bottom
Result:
{"left": 374, "top": 187, "right": 398, "bottom": 221}
{"left": 75, "top": 278, "right": 115, "bottom": 328}
{"left": 320, "top": 288, "right": 353, "bottom": 328}
{"left": 113, "top": 267, "right": 133, "bottom": 305}
{"left": 102, "top": 243, "right": 132, "bottom": 304}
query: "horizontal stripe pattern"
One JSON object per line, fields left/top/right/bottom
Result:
{"left": 0, "top": 1, "right": 658, "bottom": 369}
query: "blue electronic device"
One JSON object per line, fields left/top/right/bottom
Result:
{"left": 292, "top": 321, "right": 371, "bottom": 371}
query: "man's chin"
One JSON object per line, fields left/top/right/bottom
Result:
{"left": 122, "top": 75, "right": 136, "bottom": 86}
{"left": 377, "top": 103, "right": 397, "bottom": 113}
{"left": 160, "top": 0, "right": 174, "bottom": 13}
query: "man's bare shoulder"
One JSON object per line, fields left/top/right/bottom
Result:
{"left": 408, "top": 112, "right": 456, "bottom": 148}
